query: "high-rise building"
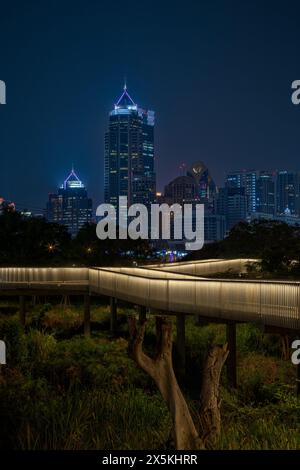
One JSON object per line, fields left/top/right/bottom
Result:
{"left": 215, "top": 186, "right": 247, "bottom": 231}
{"left": 47, "top": 168, "right": 92, "bottom": 237}
{"left": 164, "top": 176, "right": 197, "bottom": 204}
{"left": 204, "top": 214, "right": 226, "bottom": 243}
{"left": 226, "top": 170, "right": 257, "bottom": 214}
{"left": 163, "top": 171, "right": 225, "bottom": 243}
{"left": 186, "top": 161, "right": 217, "bottom": 203}
{"left": 104, "top": 85, "right": 156, "bottom": 210}
{"left": 276, "top": 171, "right": 300, "bottom": 216}
{"left": 256, "top": 172, "right": 275, "bottom": 215}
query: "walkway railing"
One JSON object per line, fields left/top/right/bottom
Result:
{"left": 0, "top": 262, "right": 299, "bottom": 330}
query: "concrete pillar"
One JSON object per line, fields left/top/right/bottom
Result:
{"left": 19, "top": 295, "right": 26, "bottom": 328}
{"left": 110, "top": 297, "right": 117, "bottom": 334}
{"left": 84, "top": 294, "right": 91, "bottom": 337}
{"left": 176, "top": 314, "right": 186, "bottom": 376}
{"left": 226, "top": 322, "right": 237, "bottom": 388}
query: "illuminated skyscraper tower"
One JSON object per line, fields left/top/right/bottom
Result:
{"left": 104, "top": 85, "right": 156, "bottom": 209}
{"left": 47, "top": 168, "right": 92, "bottom": 237}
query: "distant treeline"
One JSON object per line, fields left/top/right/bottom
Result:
{"left": 185, "top": 219, "right": 300, "bottom": 275}
{"left": 0, "top": 210, "right": 152, "bottom": 266}
{"left": 1, "top": 210, "right": 300, "bottom": 274}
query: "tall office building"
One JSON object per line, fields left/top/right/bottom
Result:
{"left": 104, "top": 85, "right": 156, "bottom": 209}
{"left": 186, "top": 161, "right": 217, "bottom": 204}
{"left": 276, "top": 171, "right": 300, "bottom": 216}
{"left": 256, "top": 172, "right": 275, "bottom": 215}
{"left": 226, "top": 170, "right": 257, "bottom": 214}
{"left": 164, "top": 176, "right": 197, "bottom": 204}
{"left": 163, "top": 173, "right": 225, "bottom": 243}
{"left": 215, "top": 186, "right": 247, "bottom": 231}
{"left": 47, "top": 168, "right": 92, "bottom": 237}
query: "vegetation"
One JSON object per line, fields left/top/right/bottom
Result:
{"left": 0, "top": 301, "right": 299, "bottom": 450}
{"left": 3, "top": 210, "right": 300, "bottom": 275}
{"left": 1, "top": 212, "right": 300, "bottom": 449}
{"left": 0, "top": 210, "right": 153, "bottom": 266}
{"left": 185, "top": 219, "right": 300, "bottom": 278}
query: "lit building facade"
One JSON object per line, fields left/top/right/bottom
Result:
{"left": 47, "top": 168, "right": 92, "bottom": 237}
{"left": 256, "top": 172, "right": 275, "bottom": 215}
{"left": 164, "top": 176, "right": 197, "bottom": 204}
{"left": 226, "top": 170, "right": 257, "bottom": 214}
{"left": 104, "top": 85, "right": 156, "bottom": 210}
{"left": 215, "top": 186, "right": 247, "bottom": 231}
{"left": 163, "top": 172, "right": 225, "bottom": 243}
{"left": 186, "top": 161, "right": 217, "bottom": 203}
{"left": 276, "top": 171, "right": 300, "bottom": 216}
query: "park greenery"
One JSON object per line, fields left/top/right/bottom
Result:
{"left": 0, "top": 210, "right": 152, "bottom": 266}
{"left": 0, "top": 300, "right": 299, "bottom": 450}
{"left": 2, "top": 210, "right": 300, "bottom": 277}
{"left": 186, "top": 219, "right": 300, "bottom": 277}
{"left": 0, "top": 210, "right": 300, "bottom": 449}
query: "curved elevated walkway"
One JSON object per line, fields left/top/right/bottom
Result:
{"left": 0, "top": 260, "right": 299, "bottom": 331}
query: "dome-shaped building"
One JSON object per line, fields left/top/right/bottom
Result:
{"left": 186, "top": 161, "right": 216, "bottom": 200}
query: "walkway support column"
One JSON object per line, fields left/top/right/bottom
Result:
{"left": 226, "top": 322, "right": 237, "bottom": 388}
{"left": 176, "top": 314, "right": 186, "bottom": 377}
{"left": 84, "top": 294, "right": 91, "bottom": 337}
{"left": 110, "top": 297, "right": 117, "bottom": 334}
{"left": 19, "top": 296, "right": 26, "bottom": 328}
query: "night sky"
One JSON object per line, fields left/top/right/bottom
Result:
{"left": 1, "top": 0, "right": 300, "bottom": 213}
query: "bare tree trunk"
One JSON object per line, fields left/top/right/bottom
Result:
{"left": 199, "top": 344, "right": 229, "bottom": 445}
{"left": 128, "top": 316, "right": 204, "bottom": 450}
{"left": 280, "top": 334, "right": 290, "bottom": 361}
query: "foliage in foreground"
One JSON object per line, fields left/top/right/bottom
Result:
{"left": 0, "top": 304, "right": 299, "bottom": 450}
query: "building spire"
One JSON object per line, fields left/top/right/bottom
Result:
{"left": 115, "top": 81, "right": 136, "bottom": 110}
{"left": 63, "top": 167, "right": 84, "bottom": 189}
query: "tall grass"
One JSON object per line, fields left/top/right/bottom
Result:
{"left": 0, "top": 302, "right": 299, "bottom": 450}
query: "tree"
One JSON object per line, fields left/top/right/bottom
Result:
{"left": 184, "top": 220, "right": 300, "bottom": 275}
{"left": 0, "top": 210, "right": 70, "bottom": 266}
{"left": 128, "top": 316, "right": 228, "bottom": 450}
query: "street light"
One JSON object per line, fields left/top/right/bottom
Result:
{"left": 47, "top": 243, "right": 56, "bottom": 253}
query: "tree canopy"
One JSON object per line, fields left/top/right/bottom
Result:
{"left": 0, "top": 210, "right": 152, "bottom": 266}
{"left": 185, "top": 219, "right": 300, "bottom": 274}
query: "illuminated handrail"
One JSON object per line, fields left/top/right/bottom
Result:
{"left": 89, "top": 267, "right": 300, "bottom": 330}
{"left": 0, "top": 263, "right": 299, "bottom": 330}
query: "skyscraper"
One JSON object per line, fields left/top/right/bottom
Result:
{"left": 163, "top": 172, "right": 225, "bottom": 243}
{"left": 47, "top": 168, "right": 92, "bottom": 237}
{"left": 256, "top": 172, "right": 275, "bottom": 215}
{"left": 215, "top": 186, "right": 247, "bottom": 231}
{"left": 276, "top": 171, "right": 300, "bottom": 216}
{"left": 164, "top": 176, "right": 197, "bottom": 204}
{"left": 186, "top": 161, "right": 216, "bottom": 201}
{"left": 226, "top": 170, "right": 257, "bottom": 214}
{"left": 104, "top": 85, "right": 156, "bottom": 210}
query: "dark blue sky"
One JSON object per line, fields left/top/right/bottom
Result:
{"left": 1, "top": 0, "right": 300, "bottom": 212}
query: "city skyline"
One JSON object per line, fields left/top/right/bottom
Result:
{"left": 1, "top": 1, "right": 300, "bottom": 211}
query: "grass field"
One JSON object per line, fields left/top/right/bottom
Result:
{"left": 0, "top": 299, "right": 299, "bottom": 450}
